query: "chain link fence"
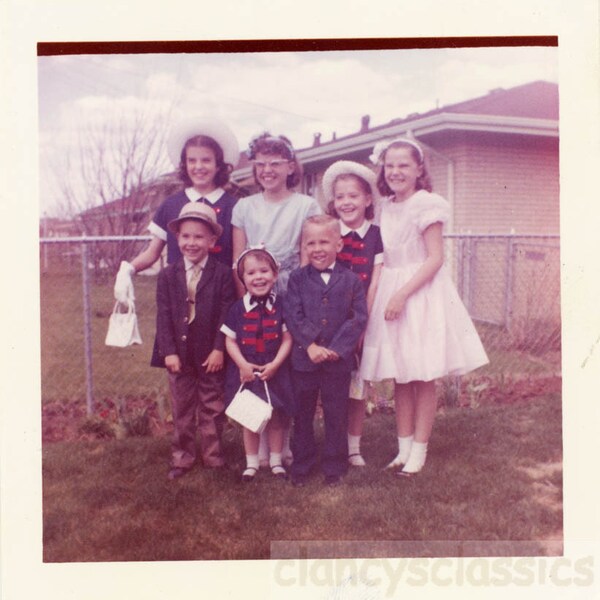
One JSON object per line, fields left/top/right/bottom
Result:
{"left": 40, "top": 234, "right": 560, "bottom": 420}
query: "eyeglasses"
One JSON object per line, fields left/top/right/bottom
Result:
{"left": 252, "top": 160, "right": 290, "bottom": 170}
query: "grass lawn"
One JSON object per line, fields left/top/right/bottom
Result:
{"left": 42, "top": 392, "right": 562, "bottom": 562}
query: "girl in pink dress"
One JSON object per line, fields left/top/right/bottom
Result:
{"left": 360, "top": 138, "right": 488, "bottom": 476}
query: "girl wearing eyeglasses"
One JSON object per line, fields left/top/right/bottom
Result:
{"left": 231, "top": 132, "right": 322, "bottom": 297}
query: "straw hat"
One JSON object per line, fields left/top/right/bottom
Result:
{"left": 167, "top": 115, "right": 240, "bottom": 168}
{"left": 167, "top": 202, "right": 223, "bottom": 237}
{"left": 321, "top": 160, "right": 379, "bottom": 203}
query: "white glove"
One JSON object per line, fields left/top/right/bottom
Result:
{"left": 114, "top": 261, "right": 136, "bottom": 303}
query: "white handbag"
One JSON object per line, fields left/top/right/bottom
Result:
{"left": 225, "top": 379, "right": 273, "bottom": 434}
{"left": 105, "top": 300, "right": 143, "bottom": 347}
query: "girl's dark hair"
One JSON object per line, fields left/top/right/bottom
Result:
{"left": 237, "top": 249, "right": 279, "bottom": 281}
{"left": 376, "top": 141, "right": 432, "bottom": 196}
{"left": 178, "top": 135, "right": 232, "bottom": 188}
{"left": 248, "top": 132, "right": 303, "bottom": 190}
{"left": 326, "top": 174, "right": 375, "bottom": 221}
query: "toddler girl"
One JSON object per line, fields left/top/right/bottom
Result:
{"left": 221, "top": 247, "right": 295, "bottom": 482}
{"left": 322, "top": 160, "right": 383, "bottom": 467}
{"left": 231, "top": 132, "right": 321, "bottom": 465}
{"left": 360, "top": 138, "right": 488, "bottom": 476}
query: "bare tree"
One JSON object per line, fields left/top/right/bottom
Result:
{"left": 53, "top": 104, "right": 180, "bottom": 275}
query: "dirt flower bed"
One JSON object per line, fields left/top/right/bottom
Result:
{"left": 42, "top": 375, "right": 561, "bottom": 444}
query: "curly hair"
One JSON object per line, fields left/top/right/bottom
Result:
{"left": 376, "top": 141, "right": 432, "bottom": 196}
{"left": 247, "top": 132, "right": 303, "bottom": 190}
{"left": 178, "top": 135, "right": 232, "bottom": 188}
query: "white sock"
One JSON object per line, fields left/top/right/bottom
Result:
{"left": 402, "top": 441, "right": 427, "bottom": 474}
{"left": 269, "top": 452, "right": 283, "bottom": 467}
{"left": 398, "top": 435, "right": 414, "bottom": 464}
{"left": 348, "top": 434, "right": 361, "bottom": 456}
{"left": 246, "top": 454, "right": 259, "bottom": 470}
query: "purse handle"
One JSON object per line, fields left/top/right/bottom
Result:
{"left": 236, "top": 375, "right": 272, "bottom": 406}
{"left": 112, "top": 299, "right": 136, "bottom": 315}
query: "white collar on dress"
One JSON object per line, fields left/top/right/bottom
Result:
{"left": 185, "top": 187, "right": 225, "bottom": 204}
{"left": 340, "top": 220, "right": 371, "bottom": 239}
{"left": 243, "top": 291, "right": 277, "bottom": 312}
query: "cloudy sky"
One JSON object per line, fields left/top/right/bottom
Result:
{"left": 38, "top": 44, "right": 558, "bottom": 216}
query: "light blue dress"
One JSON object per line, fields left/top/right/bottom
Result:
{"left": 231, "top": 192, "right": 322, "bottom": 294}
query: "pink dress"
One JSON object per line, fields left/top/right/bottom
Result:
{"left": 360, "top": 190, "right": 488, "bottom": 383}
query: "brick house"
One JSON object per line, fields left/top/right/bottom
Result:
{"left": 232, "top": 80, "right": 559, "bottom": 235}
{"left": 231, "top": 80, "right": 560, "bottom": 333}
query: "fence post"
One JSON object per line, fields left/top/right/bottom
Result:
{"left": 81, "top": 239, "right": 94, "bottom": 415}
{"left": 504, "top": 235, "right": 515, "bottom": 331}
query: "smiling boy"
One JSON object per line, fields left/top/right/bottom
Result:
{"left": 284, "top": 215, "right": 368, "bottom": 486}
{"left": 151, "top": 202, "right": 236, "bottom": 480}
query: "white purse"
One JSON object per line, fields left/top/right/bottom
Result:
{"left": 225, "top": 379, "right": 273, "bottom": 434}
{"left": 105, "top": 300, "right": 143, "bottom": 347}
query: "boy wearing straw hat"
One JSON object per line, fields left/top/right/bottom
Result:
{"left": 151, "top": 202, "right": 236, "bottom": 480}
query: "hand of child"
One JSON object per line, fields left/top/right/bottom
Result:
{"left": 326, "top": 349, "right": 340, "bottom": 361}
{"left": 239, "top": 362, "right": 258, "bottom": 383}
{"left": 307, "top": 343, "right": 333, "bottom": 364}
{"left": 256, "top": 361, "right": 278, "bottom": 381}
{"left": 384, "top": 292, "right": 407, "bottom": 321}
{"left": 203, "top": 350, "right": 224, "bottom": 373}
{"left": 165, "top": 354, "right": 182, "bottom": 374}
{"left": 114, "top": 261, "right": 135, "bottom": 303}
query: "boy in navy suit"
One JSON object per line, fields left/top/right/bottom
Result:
{"left": 152, "top": 202, "right": 236, "bottom": 480}
{"left": 284, "top": 215, "right": 368, "bottom": 486}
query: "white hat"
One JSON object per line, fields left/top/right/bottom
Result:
{"left": 321, "top": 160, "right": 379, "bottom": 203}
{"left": 167, "top": 202, "right": 223, "bottom": 237}
{"left": 167, "top": 115, "right": 240, "bottom": 168}
{"left": 369, "top": 137, "right": 424, "bottom": 165}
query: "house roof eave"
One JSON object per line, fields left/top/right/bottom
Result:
{"left": 231, "top": 113, "right": 558, "bottom": 180}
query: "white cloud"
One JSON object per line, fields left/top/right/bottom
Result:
{"left": 38, "top": 46, "right": 558, "bottom": 214}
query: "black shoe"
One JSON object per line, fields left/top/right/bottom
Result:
{"left": 271, "top": 464, "right": 288, "bottom": 480}
{"left": 397, "top": 469, "right": 418, "bottom": 479}
{"left": 241, "top": 467, "right": 258, "bottom": 483}
{"left": 324, "top": 475, "right": 341, "bottom": 487}
{"left": 167, "top": 467, "right": 190, "bottom": 480}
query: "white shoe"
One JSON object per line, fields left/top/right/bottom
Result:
{"left": 348, "top": 453, "right": 366, "bottom": 467}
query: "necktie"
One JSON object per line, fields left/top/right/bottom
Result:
{"left": 187, "top": 263, "right": 203, "bottom": 323}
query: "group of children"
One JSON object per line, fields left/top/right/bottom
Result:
{"left": 114, "top": 116, "right": 488, "bottom": 486}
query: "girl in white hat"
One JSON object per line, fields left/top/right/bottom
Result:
{"left": 360, "top": 138, "right": 488, "bottom": 476}
{"left": 322, "top": 160, "right": 383, "bottom": 467}
{"left": 114, "top": 115, "right": 239, "bottom": 303}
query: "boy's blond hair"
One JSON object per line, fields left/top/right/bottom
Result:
{"left": 301, "top": 214, "right": 341, "bottom": 238}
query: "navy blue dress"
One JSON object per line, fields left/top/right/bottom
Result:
{"left": 337, "top": 224, "right": 383, "bottom": 292}
{"left": 151, "top": 188, "right": 237, "bottom": 267}
{"left": 222, "top": 295, "right": 295, "bottom": 417}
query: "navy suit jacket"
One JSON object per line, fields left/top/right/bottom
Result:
{"left": 284, "top": 263, "right": 368, "bottom": 373}
{"left": 151, "top": 255, "right": 236, "bottom": 369}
